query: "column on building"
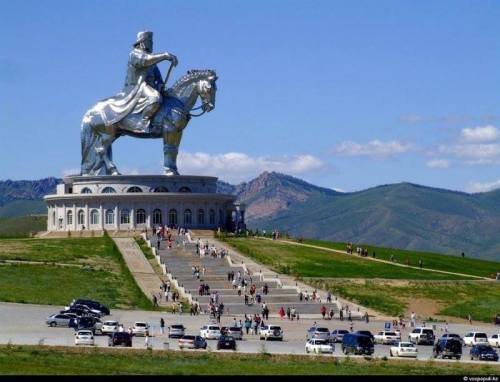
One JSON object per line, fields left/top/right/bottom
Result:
{"left": 73, "top": 204, "right": 77, "bottom": 231}
{"left": 114, "top": 205, "right": 119, "bottom": 230}
{"left": 85, "top": 204, "right": 89, "bottom": 231}
{"left": 130, "top": 206, "right": 135, "bottom": 231}
{"left": 99, "top": 204, "right": 104, "bottom": 230}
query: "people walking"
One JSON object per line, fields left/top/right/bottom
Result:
{"left": 160, "top": 318, "right": 165, "bottom": 335}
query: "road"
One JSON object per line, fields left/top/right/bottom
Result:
{"left": 0, "top": 302, "right": 498, "bottom": 366}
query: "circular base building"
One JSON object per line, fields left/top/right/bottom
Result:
{"left": 44, "top": 175, "right": 244, "bottom": 232}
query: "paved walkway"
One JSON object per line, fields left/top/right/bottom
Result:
{"left": 261, "top": 238, "right": 490, "bottom": 280}
{"left": 113, "top": 238, "right": 166, "bottom": 306}
{"left": 191, "top": 235, "right": 392, "bottom": 321}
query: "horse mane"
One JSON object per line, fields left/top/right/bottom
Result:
{"left": 170, "top": 69, "right": 216, "bottom": 92}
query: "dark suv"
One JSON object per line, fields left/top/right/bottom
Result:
{"left": 76, "top": 316, "right": 100, "bottom": 332}
{"left": 433, "top": 338, "right": 462, "bottom": 359}
{"left": 71, "top": 299, "right": 110, "bottom": 315}
{"left": 108, "top": 332, "right": 132, "bottom": 347}
{"left": 341, "top": 333, "right": 374, "bottom": 355}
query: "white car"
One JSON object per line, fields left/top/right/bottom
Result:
{"left": 259, "top": 325, "right": 283, "bottom": 341}
{"left": 200, "top": 325, "right": 221, "bottom": 340}
{"left": 101, "top": 320, "right": 119, "bottom": 334}
{"left": 74, "top": 330, "right": 95, "bottom": 346}
{"left": 374, "top": 331, "right": 401, "bottom": 345}
{"left": 132, "top": 322, "right": 150, "bottom": 336}
{"left": 488, "top": 334, "right": 500, "bottom": 348}
{"left": 463, "top": 331, "right": 488, "bottom": 346}
{"left": 390, "top": 341, "right": 418, "bottom": 358}
{"left": 305, "top": 339, "right": 335, "bottom": 354}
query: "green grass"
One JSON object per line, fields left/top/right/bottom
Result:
{"left": 307, "top": 279, "right": 500, "bottom": 322}
{"left": 0, "top": 345, "right": 498, "bottom": 375}
{"left": 222, "top": 237, "right": 473, "bottom": 280}
{"left": 301, "top": 238, "right": 500, "bottom": 278}
{"left": 0, "top": 215, "right": 46, "bottom": 238}
{"left": 0, "top": 235, "right": 153, "bottom": 310}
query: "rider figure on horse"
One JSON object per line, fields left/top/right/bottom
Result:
{"left": 98, "top": 31, "right": 178, "bottom": 132}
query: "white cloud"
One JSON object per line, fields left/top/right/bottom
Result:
{"left": 460, "top": 125, "right": 499, "bottom": 143}
{"left": 438, "top": 143, "right": 500, "bottom": 164}
{"left": 332, "top": 140, "right": 416, "bottom": 158}
{"left": 464, "top": 179, "right": 500, "bottom": 193}
{"left": 177, "top": 151, "right": 324, "bottom": 183}
{"left": 332, "top": 187, "right": 345, "bottom": 193}
{"left": 426, "top": 159, "right": 450, "bottom": 169}
{"left": 61, "top": 168, "right": 79, "bottom": 176}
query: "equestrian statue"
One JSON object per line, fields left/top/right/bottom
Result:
{"left": 80, "top": 31, "right": 217, "bottom": 176}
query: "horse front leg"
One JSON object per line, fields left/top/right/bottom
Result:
{"left": 100, "top": 130, "right": 121, "bottom": 175}
{"left": 163, "top": 126, "right": 183, "bottom": 176}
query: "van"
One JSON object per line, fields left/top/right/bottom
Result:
{"left": 341, "top": 333, "right": 375, "bottom": 355}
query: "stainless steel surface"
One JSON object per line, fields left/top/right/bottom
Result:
{"left": 81, "top": 31, "right": 217, "bottom": 176}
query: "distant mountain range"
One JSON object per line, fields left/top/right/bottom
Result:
{"left": 2, "top": 173, "right": 500, "bottom": 261}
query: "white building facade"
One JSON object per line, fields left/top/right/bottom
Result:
{"left": 44, "top": 175, "right": 240, "bottom": 232}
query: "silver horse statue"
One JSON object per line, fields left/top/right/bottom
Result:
{"left": 80, "top": 69, "right": 217, "bottom": 176}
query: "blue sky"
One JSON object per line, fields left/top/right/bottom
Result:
{"left": 2, "top": 0, "right": 500, "bottom": 192}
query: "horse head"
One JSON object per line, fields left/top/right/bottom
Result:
{"left": 168, "top": 69, "right": 218, "bottom": 113}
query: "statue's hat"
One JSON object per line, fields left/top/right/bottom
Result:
{"left": 134, "top": 31, "right": 153, "bottom": 45}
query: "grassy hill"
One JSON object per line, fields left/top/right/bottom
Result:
{"left": 221, "top": 236, "right": 500, "bottom": 322}
{"left": 246, "top": 178, "right": 500, "bottom": 261}
{"left": 0, "top": 235, "right": 152, "bottom": 309}
{"left": 0, "top": 215, "right": 46, "bottom": 237}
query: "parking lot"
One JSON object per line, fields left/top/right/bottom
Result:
{"left": 0, "top": 302, "right": 498, "bottom": 365}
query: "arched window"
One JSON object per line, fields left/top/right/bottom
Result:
{"left": 198, "top": 209, "right": 205, "bottom": 225}
{"left": 209, "top": 209, "right": 215, "bottom": 225}
{"left": 219, "top": 209, "right": 224, "bottom": 226}
{"left": 67, "top": 210, "right": 73, "bottom": 225}
{"left": 127, "top": 186, "right": 142, "bottom": 193}
{"left": 102, "top": 187, "right": 116, "bottom": 193}
{"left": 120, "top": 209, "right": 130, "bottom": 224}
{"left": 77, "top": 210, "right": 85, "bottom": 225}
{"left": 168, "top": 209, "right": 177, "bottom": 226}
{"left": 153, "top": 209, "right": 162, "bottom": 225}
{"left": 178, "top": 186, "right": 191, "bottom": 193}
{"left": 105, "top": 209, "right": 114, "bottom": 225}
{"left": 81, "top": 187, "right": 92, "bottom": 194}
{"left": 184, "top": 209, "right": 192, "bottom": 225}
{"left": 153, "top": 186, "right": 168, "bottom": 192}
{"left": 136, "top": 209, "right": 146, "bottom": 224}
{"left": 90, "top": 209, "right": 99, "bottom": 225}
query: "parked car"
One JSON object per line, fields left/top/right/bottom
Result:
{"left": 464, "top": 332, "right": 489, "bottom": 346}
{"left": 305, "top": 339, "right": 335, "bottom": 354}
{"left": 76, "top": 316, "right": 100, "bottom": 332}
{"left": 178, "top": 335, "right": 207, "bottom": 349}
{"left": 259, "top": 325, "right": 283, "bottom": 341}
{"left": 74, "top": 330, "right": 95, "bottom": 346}
{"left": 132, "top": 322, "right": 150, "bottom": 337}
{"left": 60, "top": 306, "right": 101, "bottom": 319}
{"left": 390, "top": 341, "right": 418, "bottom": 358}
{"left": 440, "top": 333, "right": 464, "bottom": 345}
{"left": 470, "top": 344, "right": 499, "bottom": 361}
{"left": 408, "top": 327, "right": 435, "bottom": 345}
{"left": 200, "top": 325, "right": 222, "bottom": 340}
{"left": 108, "top": 332, "right": 133, "bottom": 347}
{"left": 101, "top": 320, "right": 119, "bottom": 334}
{"left": 433, "top": 337, "right": 462, "bottom": 360}
{"left": 216, "top": 335, "right": 237, "bottom": 350}
{"left": 306, "top": 327, "right": 331, "bottom": 341}
{"left": 355, "top": 330, "right": 374, "bottom": 341}
{"left": 69, "top": 299, "right": 110, "bottom": 315}
{"left": 227, "top": 327, "right": 243, "bottom": 340}
{"left": 46, "top": 314, "right": 73, "bottom": 327}
{"left": 331, "top": 329, "right": 350, "bottom": 343}
{"left": 374, "top": 331, "right": 401, "bottom": 345}
{"left": 168, "top": 324, "right": 186, "bottom": 338}
{"left": 341, "top": 333, "right": 375, "bottom": 355}
{"left": 488, "top": 334, "right": 500, "bottom": 348}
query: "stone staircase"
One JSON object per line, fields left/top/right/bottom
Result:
{"left": 152, "top": 234, "right": 341, "bottom": 317}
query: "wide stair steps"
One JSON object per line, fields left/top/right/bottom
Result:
{"left": 153, "top": 235, "right": 340, "bottom": 316}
